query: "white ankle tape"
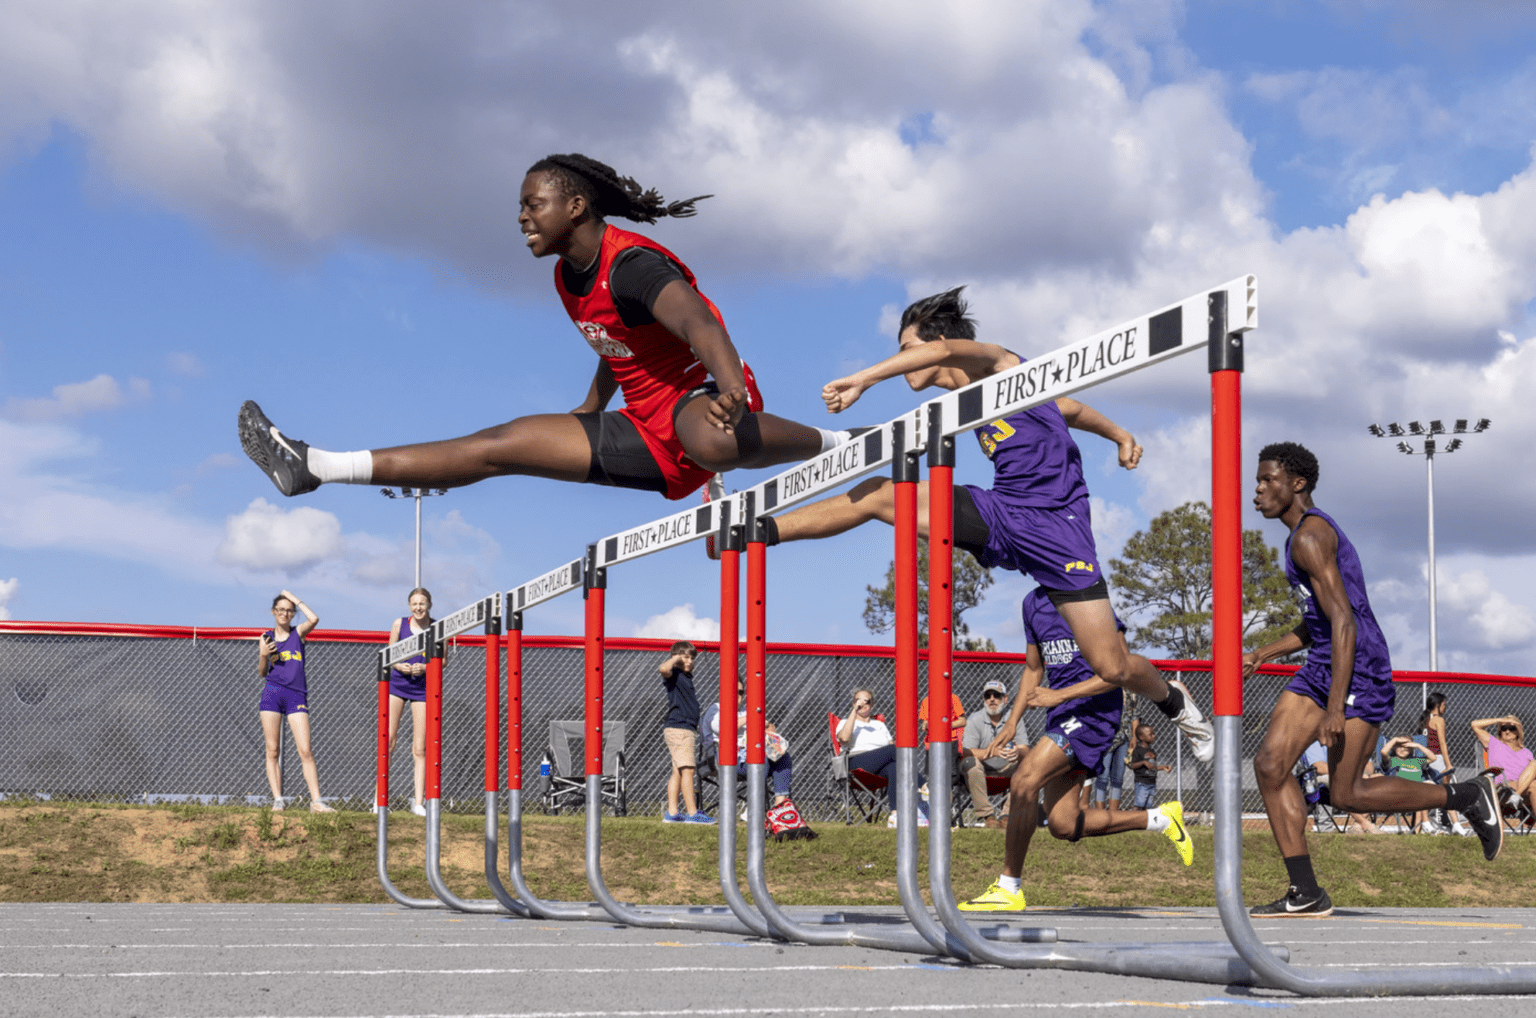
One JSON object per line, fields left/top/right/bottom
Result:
{"left": 308, "top": 449, "right": 373, "bottom": 485}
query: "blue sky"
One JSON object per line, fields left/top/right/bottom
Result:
{"left": 3, "top": 0, "right": 1536, "bottom": 676}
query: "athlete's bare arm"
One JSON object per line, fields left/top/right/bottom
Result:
{"left": 572, "top": 360, "right": 619, "bottom": 415}
{"left": 1242, "top": 629, "right": 1305, "bottom": 677}
{"left": 821, "top": 338, "right": 1019, "bottom": 413}
{"left": 1023, "top": 674, "right": 1117, "bottom": 711}
{"left": 985, "top": 644, "right": 1044, "bottom": 758}
{"left": 1055, "top": 397, "right": 1142, "bottom": 470}
{"left": 1288, "top": 519, "right": 1354, "bottom": 748}
{"left": 650, "top": 278, "right": 750, "bottom": 433}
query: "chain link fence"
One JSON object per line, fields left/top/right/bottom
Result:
{"left": 2, "top": 624, "right": 1533, "bottom": 822}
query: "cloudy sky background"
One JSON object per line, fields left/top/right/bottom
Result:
{"left": 2, "top": 0, "right": 1535, "bottom": 676}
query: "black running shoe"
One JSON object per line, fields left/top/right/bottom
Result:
{"left": 238, "top": 401, "right": 321, "bottom": 496}
{"left": 1249, "top": 885, "right": 1333, "bottom": 918}
{"left": 1463, "top": 772, "right": 1504, "bottom": 862}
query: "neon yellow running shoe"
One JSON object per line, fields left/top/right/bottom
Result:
{"left": 1159, "top": 801, "right": 1193, "bottom": 867}
{"left": 957, "top": 881, "right": 1026, "bottom": 912}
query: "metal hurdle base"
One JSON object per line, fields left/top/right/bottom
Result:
{"left": 1212, "top": 715, "right": 1536, "bottom": 996}
{"left": 375, "top": 807, "right": 447, "bottom": 910}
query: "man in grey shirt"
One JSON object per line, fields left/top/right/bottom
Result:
{"left": 961, "top": 679, "right": 1025, "bottom": 827}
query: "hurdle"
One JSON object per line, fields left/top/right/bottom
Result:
{"left": 381, "top": 595, "right": 516, "bottom": 914}
{"left": 373, "top": 643, "right": 445, "bottom": 910}
{"left": 904, "top": 284, "right": 1289, "bottom": 978}
{"left": 1197, "top": 298, "right": 1536, "bottom": 997}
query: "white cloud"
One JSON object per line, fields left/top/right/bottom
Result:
{"left": 167, "top": 351, "right": 203, "bottom": 376}
{"left": 0, "top": 374, "right": 150, "bottom": 422}
{"left": 632, "top": 603, "right": 720, "bottom": 642}
{"left": 0, "top": 577, "right": 17, "bottom": 620}
{"left": 216, "top": 497, "right": 343, "bottom": 573}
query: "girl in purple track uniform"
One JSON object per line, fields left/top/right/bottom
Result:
{"left": 257, "top": 590, "right": 333, "bottom": 812}
{"left": 763, "top": 287, "right": 1214, "bottom": 760}
{"left": 386, "top": 588, "right": 436, "bottom": 817}
{"left": 957, "top": 587, "right": 1192, "bottom": 912}
{"left": 1244, "top": 442, "right": 1503, "bottom": 917}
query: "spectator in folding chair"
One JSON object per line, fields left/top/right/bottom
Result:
{"left": 836, "top": 688, "right": 920, "bottom": 824}
{"left": 1473, "top": 715, "right": 1536, "bottom": 828}
{"left": 1381, "top": 736, "right": 1440, "bottom": 834}
{"left": 1298, "top": 739, "right": 1379, "bottom": 834}
{"left": 703, "top": 677, "right": 796, "bottom": 810}
{"left": 960, "top": 679, "right": 1023, "bottom": 828}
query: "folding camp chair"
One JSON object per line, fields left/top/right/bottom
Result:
{"left": 828, "top": 712, "right": 890, "bottom": 824}
{"left": 534, "top": 720, "right": 627, "bottom": 817}
{"left": 1480, "top": 750, "right": 1536, "bottom": 837}
{"left": 1294, "top": 758, "right": 1351, "bottom": 833}
{"left": 951, "top": 743, "right": 1012, "bottom": 827}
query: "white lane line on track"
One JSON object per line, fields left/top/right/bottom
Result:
{"left": 0, "top": 964, "right": 959, "bottom": 979}
{"left": 157, "top": 995, "right": 1536, "bottom": 1018}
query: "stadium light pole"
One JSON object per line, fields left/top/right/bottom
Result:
{"left": 1366, "top": 418, "right": 1490, "bottom": 683}
{"left": 380, "top": 487, "right": 449, "bottom": 589}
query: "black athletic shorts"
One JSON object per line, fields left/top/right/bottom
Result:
{"left": 573, "top": 384, "right": 720, "bottom": 495}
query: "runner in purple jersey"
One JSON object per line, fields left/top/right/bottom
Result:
{"left": 1243, "top": 442, "right": 1503, "bottom": 917}
{"left": 761, "top": 287, "right": 1213, "bottom": 760}
{"left": 959, "top": 588, "right": 1192, "bottom": 912}
{"left": 257, "top": 590, "right": 334, "bottom": 812}
{"left": 386, "top": 587, "right": 437, "bottom": 817}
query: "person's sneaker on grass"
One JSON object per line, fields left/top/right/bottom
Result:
{"left": 1165, "top": 678, "right": 1215, "bottom": 763}
{"left": 1157, "top": 801, "right": 1193, "bottom": 866}
{"left": 957, "top": 881, "right": 1026, "bottom": 912}
{"left": 239, "top": 401, "right": 322, "bottom": 497}
{"left": 310, "top": 801, "right": 335, "bottom": 813}
{"left": 409, "top": 801, "right": 427, "bottom": 817}
{"left": 663, "top": 811, "right": 685, "bottom": 824}
{"left": 684, "top": 812, "right": 718, "bottom": 825}
{"left": 1249, "top": 885, "right": 1333, "bottom": 918}
{"left": 1463, "top": 772, "right": 1504, "bottom": 862}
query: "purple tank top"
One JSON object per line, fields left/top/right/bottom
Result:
{"left": 264, "top": 628, "right": 307, "bottom": 691}
{"left": 1020, "top": 587, "right": 1124, "bottom": 728}
{"left": 973, "top": 394, "right": 1088, "bottom": 508}
{"left": 396, "top": 616, "right": 427, "bottom": 668}
{"left": 1285, "top": 507, "right": 1392, "bottom": 682}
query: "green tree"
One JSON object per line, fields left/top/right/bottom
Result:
{"left": 864, "top": 543, "right": 996, "bottom": 651}
{"left": 1108, "top": 501, "right": 1300, "bottom": 659}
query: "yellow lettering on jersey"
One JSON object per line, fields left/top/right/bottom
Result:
{"left": 977, "top": 419, "right": 1016, "bottom": 459}
{"left": 1063, "top": 560, "right": 1096, "bottom": 574}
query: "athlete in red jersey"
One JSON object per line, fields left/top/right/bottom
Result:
{"left": 239, "top": 154, "right": 850, "bottom": 501}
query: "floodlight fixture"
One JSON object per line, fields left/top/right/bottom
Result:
{"left": 380, "top": 486, "right": 451, "bottom": 588}
{"left": 1368, "top": 415, "right": 1491, "bottom": 677}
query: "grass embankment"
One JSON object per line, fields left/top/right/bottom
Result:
{"left": 0, "top": 801, "right": 1529, "bottom": 908}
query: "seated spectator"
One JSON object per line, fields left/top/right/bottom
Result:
{"left": 1381, "top": 735, "right": 1437, "bottom": 832}
{"left": 704, "top": 679, "right": 795, "bottom": 807}
{"left": 1473, "top": 714, "right": 1536, "bottom": 821}
{"left": 1300, "top": 740, "right": 1380, "bottom": 834}
{"left": 918, "top": 687, "right": 966, "bottom": 746}
{"left": 837, "top": 688, "right": 895, "bottom": 782}
{"left": 960, "top": 679, "right": 1023, "bottom": 828}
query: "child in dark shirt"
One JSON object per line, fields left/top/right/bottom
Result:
{"left": 659, "top": 641, "right": 714, "bottom": 824}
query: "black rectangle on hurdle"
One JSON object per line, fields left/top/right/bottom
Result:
{"left": 1148, "top": 306, "right": 1182, "bottom": 356}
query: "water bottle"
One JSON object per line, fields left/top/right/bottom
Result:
{"left": 539, "top": 758, "right": 551, "bottom": 778}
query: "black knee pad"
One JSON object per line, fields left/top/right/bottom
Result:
{"left": 734, "top": 411, "right": 764, "bottom": 459}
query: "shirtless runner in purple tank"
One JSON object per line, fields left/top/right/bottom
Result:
{"left": 761, "top": 287, "right": 1214, "bottom": 760}
{"left": 1243, "top": 442, "right": 1503, "bottom": 917}
{"left": 956, "top": 588, "right": 1193, "bottom": 911}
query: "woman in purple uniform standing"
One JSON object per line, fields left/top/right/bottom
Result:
{"left": 257, "top": 590, "right": 334, "bottom": 812}
{"left": 386, "top": 588, "right": 435, "bottom": 816}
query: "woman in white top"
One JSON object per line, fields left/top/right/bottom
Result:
{"left": 705, "top": 679, "right": 796, "bottom": 806}
{"left": 837, "top": 688, "right": 897, "bottom": 781}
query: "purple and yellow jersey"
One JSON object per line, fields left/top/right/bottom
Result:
{"left": 973, "top": 392, "right": 1088, "bottom": 508}
{"left": 1020, "top": 587, "right": 1123, "bottom": 731}
{"left": 1285, "top": 507, "right": 1393, "bottom": 686}
{"left": 263, "top": 628, "right": 307, "bottom": 692}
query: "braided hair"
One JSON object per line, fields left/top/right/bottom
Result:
{"left": 1258, "top": 441, "right": 1320, "bottom": 493}
{"left": 898, "top": 286, "right": 978, "bottom": 342}
{"left": 527, "top": 154, "right": 711, "bottom": 224}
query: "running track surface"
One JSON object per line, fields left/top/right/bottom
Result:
{"left": 3, "top": 903, "right": 1534, "bottom": 1018}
